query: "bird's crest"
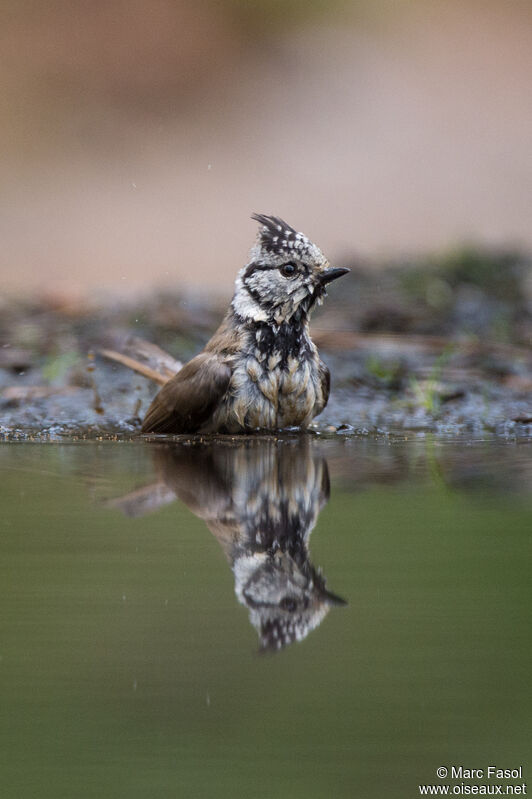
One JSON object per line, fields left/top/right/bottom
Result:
{"left": 251, "top": 213, "right": 314, "bottom": 258}
{"left": 258, "top": 609, "right": 326, "bottom": 653}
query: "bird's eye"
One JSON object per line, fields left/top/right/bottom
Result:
{"left": 280, "top": 596, "right": 298, "bottom": 612}
{"left": 280, "top": 262, "right": 297, "bottom": 278}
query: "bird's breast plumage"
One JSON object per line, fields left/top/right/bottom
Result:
{"left": 205, "top": 322, "right": 326, "bottom": 433}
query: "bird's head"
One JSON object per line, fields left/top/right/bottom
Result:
{"left": 232, "top": 214, "right": 349, "bottom": 326}
{"left": 236, "top": 550, "right": 347, "bottom": 653}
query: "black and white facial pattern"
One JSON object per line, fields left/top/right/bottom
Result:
{"left": 232, "top": 214, "right": 330, "bottom": 325}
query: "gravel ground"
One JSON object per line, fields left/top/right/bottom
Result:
{"left": 2, "top": 247, "right": 531, "bottom": 441}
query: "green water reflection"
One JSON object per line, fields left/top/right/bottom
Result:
{"left": 0, "top": 438, "right": 530, "bottom": 798}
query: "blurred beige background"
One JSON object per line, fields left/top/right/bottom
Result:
{"left": 1, "top": 0, "right": 531, "bottom": 297}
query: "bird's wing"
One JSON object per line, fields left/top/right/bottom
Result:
{"left": 141, "top": 352, "right": 232, "bottom": 434}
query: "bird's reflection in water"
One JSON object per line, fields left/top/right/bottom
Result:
{"left": 114, "top": 436, "right": 346, "bottom": 652}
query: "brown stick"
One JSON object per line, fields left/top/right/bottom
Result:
{"left": 99, "top": 349, "right": 169, "bottom": 385}
{"left": 312, "top": 329, "right": 532, "bottom": 359}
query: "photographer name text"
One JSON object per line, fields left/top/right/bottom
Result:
{"left": 449, "top": 768, "right": 523, "bottom": 780}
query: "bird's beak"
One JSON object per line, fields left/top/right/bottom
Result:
{"left": 318, "top": 266, "right": 350, "bottom": 285}
{"left": 322, "top": 588, "right": 348, "bottom": 607}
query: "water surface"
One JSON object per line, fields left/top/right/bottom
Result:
{"left": 1, "top": 437, "right": 531, "bottom": 798}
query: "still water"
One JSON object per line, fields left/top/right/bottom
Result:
{"left": 1, "top": 436, "right": 531, "bottom": 798}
